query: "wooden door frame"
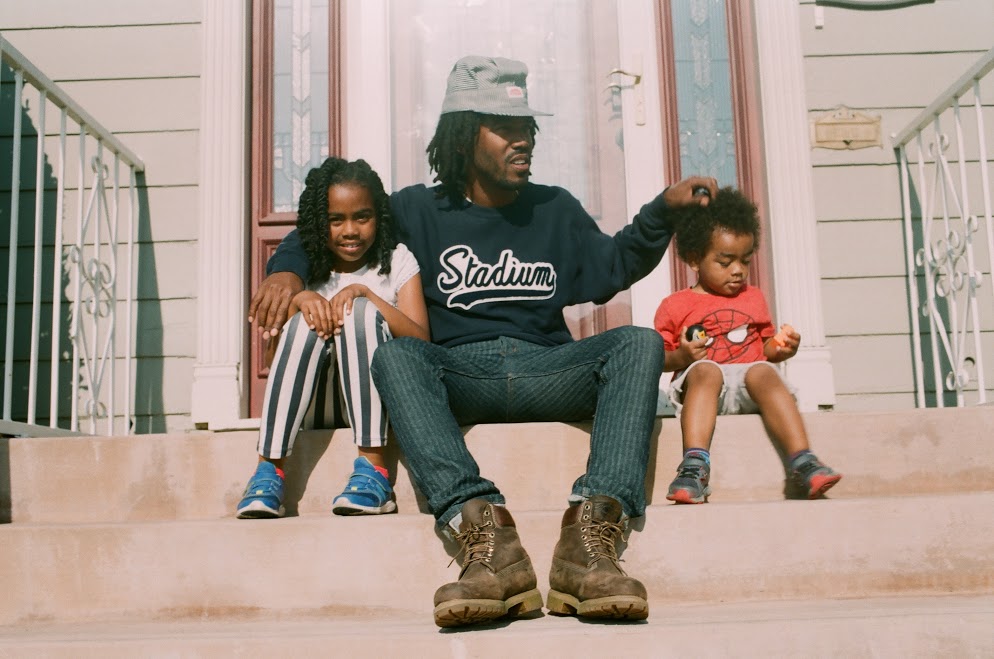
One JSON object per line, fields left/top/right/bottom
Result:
{"left": 656, "top": 0, "right": 772, "bottom": 296}
{"left": 248, "top": 0, "right": 343, "bottom": 416}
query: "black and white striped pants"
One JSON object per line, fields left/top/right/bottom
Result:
{"left": 257, "top": 297, "right": 391, "bottom": 459}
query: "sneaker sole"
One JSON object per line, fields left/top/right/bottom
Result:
{"left": 666, "top": 487, "right": 711, "bottom": 504}
{"left": 807, "top": 473, "right": 842, "bottom": 499}
{"left": 433, "top": 588, "right": 543, "bottom": 628}
{"left": 236, "top": 500, "right": 285, "bottom": 519}
{"left": 331, "top": 498, "right": 398, "bottom": 516}
{"left": 547, "top": 590, "right": 649, "bottom": 620}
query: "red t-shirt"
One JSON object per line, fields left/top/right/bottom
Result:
{"left": 654, "top": 285, "right": 775, "bottom": 365}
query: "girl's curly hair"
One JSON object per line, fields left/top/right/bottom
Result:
{"left": 671, "top": 186, "right": 760, "bottom": 264}
{"left": 426, "top": 111, "right": 538, "bottom": 203}
{"left": 296, "top": 157, "right": 396, "bottom": 285}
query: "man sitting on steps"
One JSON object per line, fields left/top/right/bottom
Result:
{"left": 250, "top": 54, "right": 715, "bottom": 627}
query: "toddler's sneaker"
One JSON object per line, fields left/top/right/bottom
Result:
{"left": 784, "top": 452, "right": 842, "bottom": 500}
{"left": 332, "top": 456, "right": 398, "bottom": 515}
{"left": 666, "top": 455, "right": 711, "bottom": 504}
{"left": 236, "top": 461, "right": 285, "bottom": 519}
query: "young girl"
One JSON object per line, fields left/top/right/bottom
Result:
{"left": 237, "top": 157, "right": 429, "bottom": 518}
{"left": 654, "top": 187, "right": 840, "bottom": 504}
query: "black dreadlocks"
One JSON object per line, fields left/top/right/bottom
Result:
{"left": 671, "top": 186, "right": 761, "bottom": 265}
{"left": 426, "top": 111, "right": 538, "bottom": 203}
{"left": 296, "top": 157, "right": 396, "bottom": 285}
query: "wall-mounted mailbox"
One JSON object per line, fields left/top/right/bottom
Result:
{"left": 810, "top": 105, "right": 882, "bottom": 149}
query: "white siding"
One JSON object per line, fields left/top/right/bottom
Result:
{"left": 798, "top": 0, "right": 994, "bottom": 410}
{"left": 2, "top": 3, "right": 202, "bottom": 431}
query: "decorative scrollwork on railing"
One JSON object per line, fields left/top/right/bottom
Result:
{"left": 910, "top": 130, "right": 985, "bottom": 402}
{"left": 68, "top": 153, "right": 119, "bottom": 432}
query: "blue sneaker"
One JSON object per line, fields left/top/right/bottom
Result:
{"left": 332, "top": 457, "right": 398, "bottom": 515}
{"left": 236, "top": 461, "right": 285, "bottom": 519}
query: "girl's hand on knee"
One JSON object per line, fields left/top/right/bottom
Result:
{"left": 329, "top": 284, "right": 370, "bottom": 333}
{"left": 293, "top": 291, "right": 334, "bottom": 339}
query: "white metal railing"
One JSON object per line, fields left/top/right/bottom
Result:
{"left": 893, "top": 46, "right": 994, "bottom": 408}
{"left": 1, "top": 34, "right": 145, "bottom": 436}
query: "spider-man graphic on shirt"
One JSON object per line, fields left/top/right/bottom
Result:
{"left": 653, "top": 284, "right": 775, "bottom": 370}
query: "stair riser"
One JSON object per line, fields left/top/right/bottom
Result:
{"left": 5, "top": 406, "right": 994, "bottom": 524}
{"left": 2, "top": 494, "right": 992, "bottom": 625}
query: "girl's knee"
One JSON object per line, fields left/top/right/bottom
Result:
{"left": 341, "top": 297, "right": 384, "bottom": 331}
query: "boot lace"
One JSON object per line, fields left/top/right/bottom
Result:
{"left": 449, "top": 519, "right": 496, "bottom": 571}
{"left": 582, "top": 519, "right": 625, "bottom": 571}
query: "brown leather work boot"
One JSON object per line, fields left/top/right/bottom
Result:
{"left": 433, "top": 499, "right": 543, "bottom": 628}
{"left": 547, "top": 495, "right": 649, "bottom": 620}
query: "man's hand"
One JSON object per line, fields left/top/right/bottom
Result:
{"left": 663, "top": 175, "right": 718, "bottom": 209}
{"left": 248, "top": 271, "right": 305, "bottom": 339}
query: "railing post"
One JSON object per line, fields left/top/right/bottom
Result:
{"left": 4, "top": 70, "right": 24, "bottom": 422}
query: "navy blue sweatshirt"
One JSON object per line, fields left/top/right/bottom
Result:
{"left": 268, "top": 183, "right": 674, "bottom": 348}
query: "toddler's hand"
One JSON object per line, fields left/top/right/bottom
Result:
{"left": 769, "top": 323, "right": 800, "bottom": 360}
{"left": 678, "top": 325, "right": 709, "bottom": 364}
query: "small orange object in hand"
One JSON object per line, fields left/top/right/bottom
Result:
{"left": 773, "top": 323, "right": 795, "bottom": 347}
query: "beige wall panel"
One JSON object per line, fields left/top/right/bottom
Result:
{"left": 799, "top": 0, "right": 994, "bottom": 56}
{"left": 817, "top": 219, "right": 906, "bottom": 278}
{"left": 811, "top": 165, "right": 902, "bottom": 220}
{"left": 1, "top": 24, "right": 200, "bottom": 81}
{"left": 0, "top": 130, "right": 198, "bottom": 190}
{"left": 101, "top": 131, "right": 198, "bottom": 188}
{"left": 2, "top": 186, "right": 198, "bottom": 246}
{"left": 1, "top": 131, "right": 198, "bottom": 190}
{"left": 833, "top": 391, "right": 917, "bottom": 412}
{"left": 10, "top": 239, "right": 198, "bottom": 301}
{"left": 3, "top": 297, "right": 195, "bottom": 360}
{"left": 147, "top": 298, "right": 198, "bottom": 358}
{"left": 0, "top": 0, "right": 201, "bottom": 29}
{"left": 133, "top": 240, "right": 198, "bottom": 301}
{"left": 136, "top": 186, "right": 199, "bottom": 243}
{"left": 804, "top": 52, "right": 982, "bottom": 111}
{"left": 129, "top": 298, "right": 197, "bottom": 359}
{"left": 828, "top": 335, "right": 916, "bottom": 394}
{"left": 129, "top": 356, "right": 195, "bottom": 417}
{"left": 57, "top": 78, "right": 199, "bottom": 133}
{"left": 822, "top": 277, "right": 911, "bottom": 337}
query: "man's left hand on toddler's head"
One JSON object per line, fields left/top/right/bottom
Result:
{"left": 664, "top": 176, "right": 718, "bottom": 208}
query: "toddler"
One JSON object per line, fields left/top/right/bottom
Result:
{"left": 654, "top": 187, "right": 840, "bottom": 503}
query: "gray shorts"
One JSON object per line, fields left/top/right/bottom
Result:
{"left": 668, "top": 360, "right": 797, "bottom": 416}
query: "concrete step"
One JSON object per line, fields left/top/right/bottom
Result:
{"left": 1, "top": 595, "right": 991, "bottom": 657}
{"left": 2, "top": 492, "right": 992, "bottom": 626}
{"left": 3, "top": 406, "right": 993, "bottom": 524}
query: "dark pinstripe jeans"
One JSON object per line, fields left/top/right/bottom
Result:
{"left": 370, "top": 325, "right": 664, "bottom": 527}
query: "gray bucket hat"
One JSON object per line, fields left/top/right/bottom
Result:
{"left": 440, "top": 55, "right": 552, "bottom": 117}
